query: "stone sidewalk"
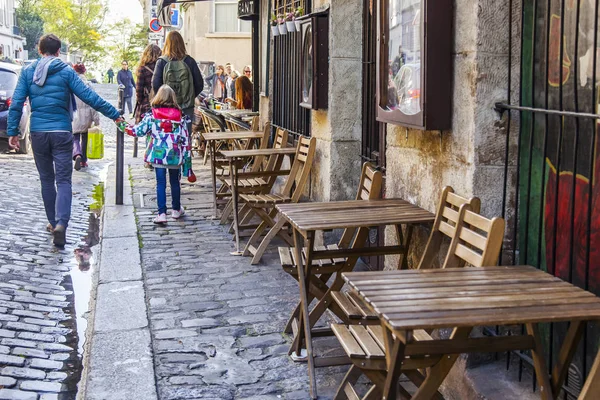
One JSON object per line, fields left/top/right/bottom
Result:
{"left": 129, "top": 162, "right": 347, "bottom": 399}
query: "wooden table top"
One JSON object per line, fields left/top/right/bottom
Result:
{"left": 343, "top": 266, "right": 600, "bottom": 331}
{"left": 202, "top": 131, "right": 264, "bottom": 141}
{"left": 277, "top": 199, "right": 435, "bottom": 232}
{"left": 220, "top": 147, "right": 296, "bottom": 158}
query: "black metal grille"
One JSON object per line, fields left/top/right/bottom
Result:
{"left": 494, "top": 0, "right": 600, "bottom": 395}
{"left": 272, "top": 23, "right": 311, "bottom": 138}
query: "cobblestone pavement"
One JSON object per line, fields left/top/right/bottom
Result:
{"left": 0, "top": 84, "right": 121, "bottom": 400}
{"left": 130, "top": 162, "right": 348, "bottom": 399}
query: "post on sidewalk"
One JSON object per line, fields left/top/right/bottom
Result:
{"left": 116, "top": 85, "right": 125, "bottom": 205}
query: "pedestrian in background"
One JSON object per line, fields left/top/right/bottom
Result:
{"left": 126, "top": 85, "right": 191, "bottom": 224}
{"left": 107, "top": 67, "right": 114, "bottom": 83}
{"left": 135, "top": 44, "right": 161, "bottom": 123}
{"left": 207, "top": 65, "right": 226, "bottom": 102}
{"left": 225, "top": 63, "right": 235, "bottom": 99}
{"left": 72, "top": 63, "right": 100, "bottom": 171}
{"left": 117, "top": 61, "right": 135, "bottom": 117}
{"left": 153, "top": 31, "right": 203, "bottom": 133}
{"left": 226, "top": 75, "right": 252, "bottom": 110}
{"left": 7, "top": 34, "right": 123, "bottom": 247}
{"left": 243, "top": 65, "right": 252, "bottom": 81}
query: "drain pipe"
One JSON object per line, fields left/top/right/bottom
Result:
{"left": 116, "top": 86, "right": 125, "bottom": 205}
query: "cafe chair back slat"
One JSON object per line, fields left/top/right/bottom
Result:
{"left": 331, "top": 207, "right": 506, "bottom": 400}
{"left": 201, "top": 109, "right": 227, "bottom": 165}
{"left": 241, "top": 136, "right": 317, "bottom": 264}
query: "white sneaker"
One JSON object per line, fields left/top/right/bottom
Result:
{"left": 171, "top": 208, "right": 185, "bottom": 219}
{"left": 153, "top": 213, "right": 167, "bottom": 224}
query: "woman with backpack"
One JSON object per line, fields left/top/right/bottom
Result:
{"left": 152, "top": 31, "right": 203, "bottom": 134}
{"left": 135, "top": 44, "right": 162, "bottom": 123}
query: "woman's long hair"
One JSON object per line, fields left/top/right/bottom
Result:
{"left": 235, "top": 76, "right": 253, "bottom": 110}
{"left": 151, "top": 85, "right": 180, "bottom": 110}
{"left": 140, "top": 44, "right": 162, "bottom": 66}
{"left": 162, "top": 31, "right": 187, "bottom": 60}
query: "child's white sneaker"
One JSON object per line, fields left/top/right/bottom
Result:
{"left": 171, "top": 208, "right": 185, "bottom": 219}
{"left": 153, "top": 213, "right": 167, "bottom": 224}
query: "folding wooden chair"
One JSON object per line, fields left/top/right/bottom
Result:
{"left": 241, "top": 136, "right": 317, "bottom": 264}
{"left": 331, "top": 206, "right": 505, "bottom": 400}
{"left": 218, "top": 125, "right": 288, "bottom": 225}
{"left": 202, "top": 110, "right": 227, "bottom": 165}
{"left": 330, "top": 187, "right": 481, "bottom": 326}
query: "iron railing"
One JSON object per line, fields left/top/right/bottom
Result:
{"left": 494, "top": 0, "right": 600, "bottom": 396}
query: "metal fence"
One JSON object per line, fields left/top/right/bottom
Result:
{"left": 495, "top": 0, "right": 600, "bottom": 396}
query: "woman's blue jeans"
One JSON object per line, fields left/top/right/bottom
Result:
{"left": 155, "top": 168, "right": 181, "bottom": 214}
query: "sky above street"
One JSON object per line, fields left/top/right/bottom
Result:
{"left": 105, "top": 0, "right": 143, "bottom": 25}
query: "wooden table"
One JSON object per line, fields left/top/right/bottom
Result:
{"left": 343, "top": 266, "right": 600, "bottom": 400}
{"left": 202, "top": 131, "right": 264, "bottom": 216}
{"left": 277, "top": 199, "right": 435, "bottom": 399}
{"left": 221, "top": 147, "right": 297, "bottom": 253}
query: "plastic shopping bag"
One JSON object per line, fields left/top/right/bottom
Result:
{"left": 87, "top": 127, "right": 104, "bottom": 159}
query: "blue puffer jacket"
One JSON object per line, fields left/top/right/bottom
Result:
{"left": 7, "top": 59, "right": 120, "bottom": 136}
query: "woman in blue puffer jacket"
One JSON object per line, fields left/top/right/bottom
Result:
{"left": 7, "top": 34, "right": 124, "bottom": 248}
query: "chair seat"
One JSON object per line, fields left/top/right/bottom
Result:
{"left": 331, "top": 290, "right": 380, "bottom": 321}
{"left": 240, "top": 193, "right": 292, "bottom": 204}
{"left": 279, "top": 245, "right": 347, "bottom": 275}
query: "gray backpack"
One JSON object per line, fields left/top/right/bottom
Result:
{"left": 161, "top": 56, "right": 195, "bottom": 109}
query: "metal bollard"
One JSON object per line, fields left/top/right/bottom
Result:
{"left": 116, "top": 86, "right": 125, "bottom": 205}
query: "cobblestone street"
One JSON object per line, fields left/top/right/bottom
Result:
{"left": 0, "top": 84, "right": 119, "bottom": 400}
{"left": 130, "top": 162, "right": 347, "bottom": 399}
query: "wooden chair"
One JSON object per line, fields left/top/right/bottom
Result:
{"left": 330, "top": 187, "right": 481, "bottom": 326}
{"left": 218, "top": 126, "right": 289, "bottom": 225}
{"left": 202, "top": 110, "right": 227, "bottom": 165}
{"left": 241, "top": 136, "right": 317, "bottom": 264}
{"left": 331, "top": 206, "right": 505, "bottom": 400}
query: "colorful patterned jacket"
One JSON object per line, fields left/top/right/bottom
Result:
{"left": 126, "top": 107, "right": 192, "bottom": 176}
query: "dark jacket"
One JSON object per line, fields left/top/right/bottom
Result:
{"left": 117, "top": 69, "right": 135, "bottom": 98}
{"left": 8, "top": 59, "right": 119, "bottom": 136}
{"left": 152, "top": 55, "right": 203, "bottom": 103}
{"left": 135, "top": 61, "right": 156, "bottom": 121}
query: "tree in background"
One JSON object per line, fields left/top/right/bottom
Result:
{"left": 36, "top": 0, "right": 107, "bottom": 63}
{"left": 105, "top": 19, "right": 148, "bottom": 70}
{"left": 16, "top": 0, "right": 44, "bottom": 59}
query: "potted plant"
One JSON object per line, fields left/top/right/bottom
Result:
{"left": 277, "top": 14, "right": 287, "bottom": 34}
{"left": 271, "top": 14, "right": 279, "bottom": 36}
{"left": 294, "top": 7, "right": 304, "bottom": 31}
{"left": 285, "top": 12, "right": 296, "bottom": 33}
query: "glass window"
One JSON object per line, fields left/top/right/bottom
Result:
{"left": 385, "top": 0, "right": 421, "bottom": 115}
{"left": 214, "top": 0, "right": 251, "bottom": 33}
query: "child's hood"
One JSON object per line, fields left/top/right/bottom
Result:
{"left": 152, "top": 107, "right": 182, "bottom": 121}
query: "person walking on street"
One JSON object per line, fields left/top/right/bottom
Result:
{"left": 117, "top": 61, "right": 135, "bottom": 117}
{"left": 135, "top": 44, "right": 161, "bottom": 123}
{"left": 72, "top": 63, "right": 100, "bottom": 171}
{"left": 107, "top": 67, "right": 114, "bottom": 83}
{"left": 7, "top": 34, "right": 123, "bottom": 247}
{"left": 207, "top": 65, "right": 226, "bottom": 102}
{"left": 125, "top": 85, "right": 191, "bottom": 224}
{"left": 152, "top": 31, "right": 203, "bottom": 133}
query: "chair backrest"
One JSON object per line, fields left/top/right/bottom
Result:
{"left": 442, "top": 208, "right": 505, "bottom": 268}
{"left": 283, "top": 136, "right": 317, "bottom": 202}
{"left": 416, "top": 187, "right": 481, "bottom": 270}
{"left": 250, "top": 116, "right": 260, "bottom": 131}
{"left": 250, "top": 122, "right": 272, "bottom": 172}
{"left": 201, "top": 110, "right": 223, "bottom": 132}
{"left": 338, "top": 163, "right": 384, "bottom": 248}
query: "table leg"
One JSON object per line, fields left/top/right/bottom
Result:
{"left": 230, "top": 157, "right": 242, "bottom": 255}
{"left": 293, "top": 228, "right": 317, "bottom": 399}
{"left": 551, "top": 321, "right": 585, "bottom": 396}
{"left": 526, "top": 323, "right": 554, "bottom": 400}
{"left": 382, "top": 324, "right": 407, "bottom": 400}
{"left": 211, "top": 140, "right": 218, "bottom": 217}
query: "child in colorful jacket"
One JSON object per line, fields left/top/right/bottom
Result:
{"left": 126, "top": 85, "right": 192, "bottom": 224}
